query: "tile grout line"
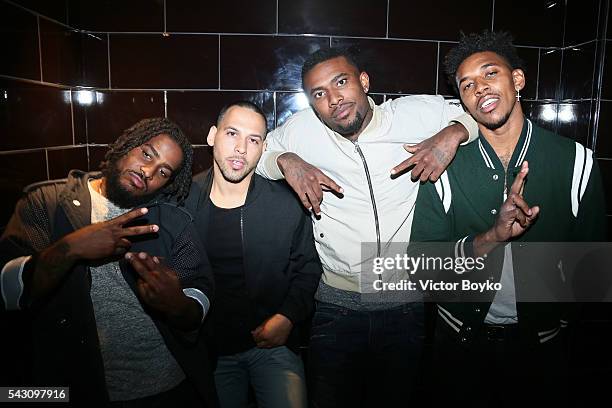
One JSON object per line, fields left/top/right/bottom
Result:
{"left": 218, "top": 35, "right": 221, "bottom": 90}
{"left": 37, "top": 16, "right": 43, "bottom": 82}
{"left": 107, "top": 33, "right": 112, "bottom": 88}
{"left": 386, "top": 0, "right": 390, "bottom": 38}
{"left": 490, "top": 0, "right": 495, "bottom": 31}
{"left": 45, "top": 149, "right": 50, "bottom": 180}
{"left": 435, "top": 42, "right": 440, "bottom": 94}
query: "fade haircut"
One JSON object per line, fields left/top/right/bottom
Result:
{"left": 100, "top": 117, "right": 193, "bottom": 204}
{"left": 301, "top": 46, "right": 362, "bottom": 90}
{"left": 216, "top": 100, "right": 268, "bottom": 136}
{"left": 445, "top": 31, "right": 524, "bottom": 93}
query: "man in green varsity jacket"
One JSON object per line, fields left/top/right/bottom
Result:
{"left": 409, "top": 31, "right": 606, "bottom": 407}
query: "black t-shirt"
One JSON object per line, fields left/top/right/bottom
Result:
{"left": 206, "top": 202, "right": 257, "bottom": 355}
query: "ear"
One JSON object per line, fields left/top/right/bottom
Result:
{"left": 512, "top": 68, "right": 526, "bottom": 92}
{"left": 263, "top": 139, "right": 268, "bottom": 151}
{"left": 359, "top": 72, "right": 370, "bottom": 93}
{"left": 206, "top": 125, "right": 217, "bottom": 146}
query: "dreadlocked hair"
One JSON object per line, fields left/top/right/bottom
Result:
{"left": 100, "top": 117, "right": 193, "bottom": 205}
{"left": 444, "top": 30, "right": 524, "bottom": 93}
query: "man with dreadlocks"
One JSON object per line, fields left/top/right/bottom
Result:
{"left": 408, "top": 31, "right": 606, "bottom": 406}
{"left": 0, "top": 118, "right": 217, "bottom": 407}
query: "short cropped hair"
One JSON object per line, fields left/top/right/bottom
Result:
{"left": 444, "top": 31, "right": 524, "bottom": 92}
{"left": 216, "top": 100, "right": 268, "bottom": 136}
{"left": 301, "top": 46, "right": 362, "bottom": 90}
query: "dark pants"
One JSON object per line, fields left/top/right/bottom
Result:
{"left": 107, "top": 380, "right": 204, "bottom": 408}
{"left": 430, "top": 322, "right": 569, "bottom": 408}
{"left": 307, "top": 302, "right": 425, "bottom": 408}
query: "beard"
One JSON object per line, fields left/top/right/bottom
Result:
{"left": 317, "top": 104, "right": 370, "bottom": 138}
{"left": 214, "top": 154, "right": 256, "bottom": 184}
{"left": 102, "top": 161, "right": 160, "bottom": 209}
{"left": 480, "top": 110, "right": 513, "bottom": 131}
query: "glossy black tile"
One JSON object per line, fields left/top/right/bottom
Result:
{"left": 597, "top": 159, "right": 612, "bottom": 213}
{"left": 47, "top": 146, "right": 88, "bottom": 179}
{"left": 515, "top": 47, "right": 539, "bottom": 100}
{"left": 0, "top": 150, "right": 47, "bottom": 228}
{"left": 68, "top": 0, "right": 163, "bottom": 32}
{"left": 10, "top": 0, "right": 68, "bottom": 23}
{"left": 437, "top": 43, "right": 457, "bottom": 97}
{"left": 538, "top": 48, "right": 562, "bottom": 100}
{"left": 564, "top": 0, "right": 599, "bottom": 46}
{"left": 74, "top": 91, "right": 164, "bottom": 144}
{"left": 167, "top": 91, "right": 275, "bottom": 144}
{"left": 192, "top": 146, "right": 213, "bottom": 175}
{"left": 221, "top": 36, "right": 329, "bottom": 91}
{"left": 88, "top": 145, "right": 109, "bottom": 171}
{"left": 0, "top": 79, "right": 73, "bottom": 150}
{"left": 596, "top": 101, "right": 612, "bottom": 157}
{"left": 40, "top": 19, "right": 108, "bottom": 87}
{"left": 278, "top": 0, "right": 387, "bottom": 37}
{"left": 275, "top": 92, "right": 311, "bottom": 127}
{"left": 494, "top": 0, "right": 564, "bottom": 47}
{"left": 389, "top": 0, "right": 491, "bottom": 41}
{"left": 555, "top": 102, "right": 592, "bottom": 147}
{"left": 601, "top": 41, "right": 612, "bottom": 99}
{"left": 523, "top": 101, "right": 558, "bottom": 133}
{"left": 561, "top": 41, "right": 596, "bottom": 100}
{"left": 166, "top": 0, "right": 275, "bottom": 33}
{"left": 332, "top": 38, "right": 437, "bottom": 94}
{"left": 0, "top": 2, "right": 40, "bottom": 80}
{"left": 110, "top": 34, "right": 218, "bottom": 89}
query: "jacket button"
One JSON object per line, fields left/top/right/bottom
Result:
{"left": 460, "top": 337, "right": 468, "bottom": 343}
{"left": 490, "top": 209, "right": 497, "bottom": 215}
{"left": 72, "top": 200, "right": 81, "bottom": 207}
{"left": 465, "top": 326, "right": 472, "bottom": 332}
{"left": 475, "top": 307, "right": 481, "bottom": 313}
{"left": 492, "top": 174, "right": 499, "bottom": 181}
{"left": 320, "top": 233, "right": 324, "bottom": 238}
{"left": 58, "top": 318, "right": 68, "bottom": 326}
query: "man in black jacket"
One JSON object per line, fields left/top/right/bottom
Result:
{"left": 0, "top": 118, "right": 216, "bottom": 407}
{"left": 188, "top": 101, "right": 322, "bottom": 408}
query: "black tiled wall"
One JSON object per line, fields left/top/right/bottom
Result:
{"left": 1, "top": 0, "right": 610, "bottom": 233}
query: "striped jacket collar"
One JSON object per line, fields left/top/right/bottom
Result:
{"left": 477, "top": 117, "right": 533, "bottom": 170}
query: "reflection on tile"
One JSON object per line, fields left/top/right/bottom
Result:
{"left": 332, "top": 38, "right": 437, "bottom": 94}
{"left": 275, "top": 92, "right": 311, "bottom": 128}
{"left": 0, "top": 150, "right": 47, "bottom": 228}
{"left": 11, "top": 0, "right": 68, "bottom": 23}
{"left": 561, "top": 42, "right": 596, "bottom": 100}
{"left": 556, "top": 102, "right": 591, "bottom": 146}
{"left": 0, "top": 2, "right": 40, "bottom": 80}
{"left": 0, "top": 79, "right": 73, "bottom": 150}
{"left": 110, "top": 34, "right": 218, "bottom": 89}
{"left": 494, "top": 0, "right": 564, "bottom": 47}
{"left": 564, "top": 0, "right": 599, "bottom": 46}
{"left": 47, "top": 147, "right": 88, "bottom": 179}
{"left": 68, "top": 0, "right": 163, "bottom": 32}
{"left": 167, "top": 91, "right": 275, "bottom": 144}
{"left": 40, "top": 19, "right": 108, "bottom": 87}
{"left": 167, "top": 0, "right": 275, "bottom": 33}
{"left": 389, "top": 0, "right": 491, "bottom": 41}
{"left": 523, "top": 101, "right": 557, "bottom": 133}
{"left": 516, "top": 47, "right": 539, "bottom": 100}
{"left": 75, "top": 91, "right": 164, "bottom": 144}
{"left": 278, "top": 0, "right": 387, "bottom": 37}
{"left": 597, "top": 159, "right": 612, "bottom": 213}
{"left": 601, "top": 42, "right": 612, "bottom": 99}
{"left": 192, "top": 146, "right": 213, "bottom": 175}
{"left": 221, "top": 36, "right": 329, "bottom": 91}
{"left": 596, "top": 101, "right": 612, "bottom": 157}
{"left": 88, "top": 145, "right": 109, "bottom": 171}
{"left": 538, "top": 48, "right": 562, "bottom": 100}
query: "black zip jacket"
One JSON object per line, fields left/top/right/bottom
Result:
{"left": 187, "top": 170, "right": 323, "bottom": 352}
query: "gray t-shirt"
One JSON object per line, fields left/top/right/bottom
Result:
{"left": 88, "top": 181, "right": 184, "bottom": 401}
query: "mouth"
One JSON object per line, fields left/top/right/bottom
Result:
{"left": 227, "top": 158, "right": 246, "bottom": 171}
{"left": 332, "top": 103, "right": 354, "bottom": 120}
{"left": 478, "top": 95, "right": 500, "bottom": 113}
{"left": 127, "top": 171, "right": 146, "bottom": 191}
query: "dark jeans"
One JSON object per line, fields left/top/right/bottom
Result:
{"left": 307, "top": 302, "right": 425, "bottom": 408}
{"left": 430, "top": 323, "right": 569, "bottom": 408}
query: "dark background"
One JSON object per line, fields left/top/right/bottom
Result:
{"left": 1, "top": 0, "right": 610, "bottom": 402}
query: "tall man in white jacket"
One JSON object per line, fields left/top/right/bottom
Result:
{"left": 256, "top": 47, "right": 477, "bottom": 407}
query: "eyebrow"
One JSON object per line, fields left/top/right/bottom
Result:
{"left": 144, "top": 143, "right": 175, "bottom": 172}
{"left": 458, "top": 63, "right": 498, "bottom": 85}
{"left": 224, "top": 126, "right": 264, "bottom": 140}
{"left": 310, "top": 72, "right": 349, "bottom": 95}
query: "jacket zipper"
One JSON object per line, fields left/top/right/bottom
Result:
{"left": 353, "top": 141, "right": 381, "bottom": 258}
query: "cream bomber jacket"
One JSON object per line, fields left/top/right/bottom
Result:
{"left": 256, "top": 95, "right": 477, "bottom": 293}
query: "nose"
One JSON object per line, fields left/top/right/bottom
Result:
{"left": 329, "top": 88, "right": 343, "bottom": 107}
{"left": 140, "top": 166, "right": 153, "bottom": 180}
{"left": 234, "top": 137, "right": 247, "bottom": 155}
{"left": 475, "top": 79, "right": 489, "bottom": 95}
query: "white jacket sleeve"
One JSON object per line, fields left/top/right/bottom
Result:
{"left": 443, "top": 98, "right": 478, "bottom": 145}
